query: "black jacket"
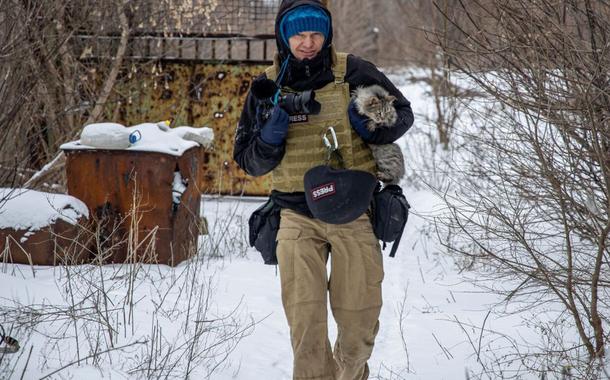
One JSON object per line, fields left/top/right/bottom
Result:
{"left": 233, "top": 0, "right": 414, "bottom": 215}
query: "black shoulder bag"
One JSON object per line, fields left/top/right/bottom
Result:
{"left": 371, "top": 184, "right": 411, "bottom": 257}
{"left": 248, "top": 198, "right": 281, "bottom": 265}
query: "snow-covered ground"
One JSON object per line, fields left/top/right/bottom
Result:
{"left": 0, "top": 70, "right": 570, "bottom": 379}
{"left": 202, "top": 193, "right": 531, "bottom": 380}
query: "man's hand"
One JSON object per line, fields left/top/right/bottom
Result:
{"left": 348, "top": 101, "right": 373, "bottom": 141}
{"left": 260, "top": 105, "right": 290, "bottom": 146}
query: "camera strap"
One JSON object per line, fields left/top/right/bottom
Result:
{"left": 271, "top": 59, "right": 290, "bottom": 106}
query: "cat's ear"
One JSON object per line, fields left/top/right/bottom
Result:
{"left": 386, "top": 95, "right": 397, "bottom": 103}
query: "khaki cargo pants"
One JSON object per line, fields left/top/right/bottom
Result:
{"left": 276, "top": 209, "right": 384, "bottom": 380}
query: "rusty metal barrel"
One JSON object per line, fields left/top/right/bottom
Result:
{"left": 62, "top": 124, "right": 206, "bottom": 266}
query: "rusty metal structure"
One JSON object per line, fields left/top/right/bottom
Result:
{"left": 98, "top": 61, "right": 272, "bottom": 196}
{"left": 2, "top": 2, "right": 283, "bottom": 267}
{"left": 64, "top": 147, "right": 203, "bottom": 265}
{"left": 0, "top": 219, "right": 89, "bottom": 266}
{"left": 29, "top": 1, "right": 283, "bottom": 266}
{"left": 76, "top": 0, "right": 283, "bottom": 196}
{"left": 76, "top": 32, "right": 278, "bottom": 64}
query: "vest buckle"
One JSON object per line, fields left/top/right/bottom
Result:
{"left": 322, "top": 127, "right": 345, "bottom": 168}
{"left": 323, "top": 126, "right": 338, "bottom": 151}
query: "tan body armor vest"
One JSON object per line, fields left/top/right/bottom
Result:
{"left": 266, "top": 50, "right": 376, "bottom": 193}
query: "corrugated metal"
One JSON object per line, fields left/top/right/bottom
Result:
{"left": 89, "top": 0, "right": 280, "bottom": 37}
{"left": 77, "top": 34, "right": 277, "bottom": 63}
{"left": 109, "top": 61, "right": 273, "bottom": 196}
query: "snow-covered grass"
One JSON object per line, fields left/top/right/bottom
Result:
{"left": 0, "top": 192, "right": 573, "bottom": 379}
{"left": 0, "top": 249, "right": 255, "bottom": 379}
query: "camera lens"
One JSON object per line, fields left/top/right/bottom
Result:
{"left": 278, "top": 90, "right": 321, "bottom": 115}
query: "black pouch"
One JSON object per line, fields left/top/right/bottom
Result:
{"left": 371, "top": 184, "right": 411, "bottom": 257}
{"left": 248, "top": 198, "right": 281, "bottom": 265}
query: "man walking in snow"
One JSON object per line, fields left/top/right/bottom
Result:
{"left": 233, "top": 0, "right": 413, "bottom": 378}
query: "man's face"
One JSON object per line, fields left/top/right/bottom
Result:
{"left": 288, "top": 31, "right": 325, "bottom": 61}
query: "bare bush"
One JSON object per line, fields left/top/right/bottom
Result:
{"left": 2, "top": 0, "right": 258, "bottom": 191}
{"left": 0, "top": 0, "right": 134, "bottom": 191}
{"left": 199, "top": 196, "right": 253, "bottom": 261}
{"left": 0, "top": 189, "right": 254, "bottom": 379}
{"left": 432, "top": 0, "right": 610, "bottom": 377}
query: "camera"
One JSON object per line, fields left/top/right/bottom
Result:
{"left": 276, "top": 90, "right": 321, "bottom": 115}
{"left": 251, "top": 78, "right": 321, "bottom": 119}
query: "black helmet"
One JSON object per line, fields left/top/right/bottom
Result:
{"left": 304, "top": 165, "right": 377, "bottom": 224}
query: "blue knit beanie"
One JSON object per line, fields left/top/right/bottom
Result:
{"left": 279, "top": 5, "right": 330, "bottom": 45}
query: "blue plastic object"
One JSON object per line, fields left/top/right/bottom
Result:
{"left": 129, "top": 130, "right": 142, "bottom": 145}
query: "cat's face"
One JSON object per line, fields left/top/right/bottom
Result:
{"left": 363, "top": 95, "right": 397, "bottom": 124}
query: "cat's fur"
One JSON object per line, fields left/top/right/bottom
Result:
{"left": 352, "top": 85, "right": 405, "bottom": 184}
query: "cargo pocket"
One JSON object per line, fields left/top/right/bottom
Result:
{"left": 357, "top": 232, "right": 384, "bottom": 287}
{"left": 276, "top": 227, "right": 301, "bottom": 264}
{"left": 276, "top": 227, "right": 301, "bottom": 308}
{"left": 366, "top": 244, "right": 384, "bottom": 287}
{"left": 333, "top": 232, "right": 383, "bottom": 310}
{"left": 276, "top": 227, "right": 301, "bottom": 241}
{"left": 366, "top": 217, "right": 385, "bottom": 287}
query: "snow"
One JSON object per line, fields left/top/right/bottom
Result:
{"left": 172, "top": 171, "right": 187, "bottom": 204}
{"left": 0, "top": 188, "right": 89, "bottom": 234}
{"left": 202, "top": 194, "right": 522, "bottom": 380}
{"left": 0, "top": 200, "right": 557, "bottom": 378}
{"left": 61, "top": 122, "right": 214, "bottom": 156}
{"left": 2, "top": 188, "right": 534, "bottom": 379}
{"left": 79, "top": 122, "right": 131, "bottom": 149}
{"left": 0, "top": 69, "right": 600, "bottom": 379}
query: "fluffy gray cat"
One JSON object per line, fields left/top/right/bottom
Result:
{"left": 352, "top": 85, "right": 405, "bottom": 184}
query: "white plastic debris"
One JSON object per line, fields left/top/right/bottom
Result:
{"left": 172, "top": 172, "right": 187, "bottom": 205}
{"left": 173, "top": 126, "right": 215, "bottom": 149}
{"left": 157, "top": 120, "right": 171, "bottom": 132}
{"left": 80, "top": 123, "right": 131, "bottom": 149}
{"left": 61, "top": 122, "right": 215, "bottom": 156}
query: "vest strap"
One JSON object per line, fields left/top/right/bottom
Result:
{"left": 332, "top": 52, "right": 348, "bottom": 84}
{"left": 265, "top": 56, "right": 279, "bottom": 81}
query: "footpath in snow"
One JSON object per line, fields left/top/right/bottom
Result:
{"left": 204, "top": 194, "right": 505, "bottom": 380}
